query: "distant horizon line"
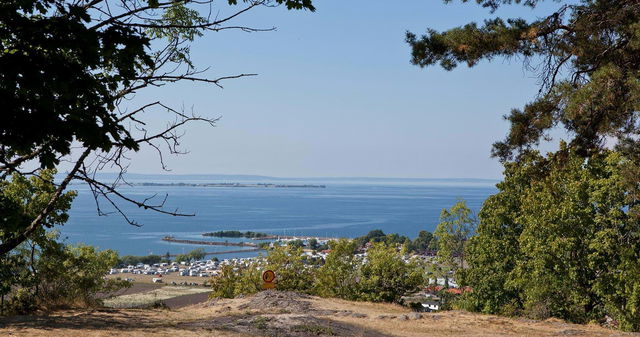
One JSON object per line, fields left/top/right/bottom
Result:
{"left": 66, "top": 172, "right": 501, "bottom": 182}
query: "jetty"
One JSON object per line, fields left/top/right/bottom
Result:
{"left": 165, "top": 248, "right": 263, "bottom": 257}
{"left": 162, "top": 236, "right": 258, "bottom": 247}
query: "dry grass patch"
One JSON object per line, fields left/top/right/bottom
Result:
{"left": 103, "top": 286, "right": 211, "bottom": 309}
{"left": 106, "top": 273, "right": 210, "bottom": 285}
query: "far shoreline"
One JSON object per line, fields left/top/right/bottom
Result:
{"left": 134, "top": 182, "right": 326, "bottom": 188}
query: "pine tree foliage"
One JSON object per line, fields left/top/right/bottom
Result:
{"left": 407, "top": 0, "right": 640, "bottom": 160}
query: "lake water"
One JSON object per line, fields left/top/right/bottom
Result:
{"left": 59, "top": 176, "right": 497, "bottom": 259}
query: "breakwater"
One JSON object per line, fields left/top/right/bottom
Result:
{"left": 162, "top": 236, "right": 258, "bottom": 247}
{"left": 165, "top": 248, "right": 263, "bottom": 257}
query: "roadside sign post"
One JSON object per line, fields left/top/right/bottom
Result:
{"left": 262, "top": 270, "right": 276, "bottom": 290}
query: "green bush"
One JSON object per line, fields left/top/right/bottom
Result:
{"left": 264, "top": 245, "right": 315, "bottom": 292}
{"left": 1, "top": 235, "right": 128, "bottom": 314}
{"left": 0, "top": 171, "right": 128, "bottom": 314}
{"left": 173, "top": 248, "right": 208, "bottom": 264}
{"left": 211, "top": 240, "right": 426, "bottom": 304}
{"left": 210, "top": 244, "right": 315, "bottom": 298}
{"left": 313, "top": 239, "right": 359, "bottom": 300}
{"left": 118, "top": 254, "right": 163, "bottom": 267}
{"left": 37, "top": 242, "right": 128, "bottom": 309}
{"left": 210, "top": 264, "right": 245, "bottom": 298}
{"left": 355, "top": 242, "right": 425, "bottom": 303}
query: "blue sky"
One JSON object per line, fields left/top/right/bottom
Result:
{"left": 124, "top": 0, "right": 566, "bottom": 179}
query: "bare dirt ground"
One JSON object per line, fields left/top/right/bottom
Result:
{"left": 1, "top": 291, "right": 637, "bottom": 337}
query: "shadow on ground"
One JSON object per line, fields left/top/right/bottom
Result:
{"left": 0, "top": 308, "right": 168, "bottom": 331}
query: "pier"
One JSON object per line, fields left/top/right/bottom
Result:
{"left": 162, "top": 236, "right": 258, "bottom": 247}
{"left": 164, "top": 248, "right": 263, "bottom": 257}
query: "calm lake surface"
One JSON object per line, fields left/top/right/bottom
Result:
{"left": 59, "top": 176, "right": 497, "bottom": 258}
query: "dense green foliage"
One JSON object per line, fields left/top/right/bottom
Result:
{"left": 265, "top": 245, "right": 316, "bottom": 292}
{"left": 410, "top": 1, "right": 640, "bottom": 331}
{"left": 209, "top": 264, "right": 246, "bottom": 299}
{"left": 355, "top": 242, "right": 425, "bottom": 302}
{"left": 313, "top": 240, "right": 361, "bottom": 299}
{"left": 174, "top": 248, "right": 207, "bottom": 263}
{"left": 354, "top": 229, "right": 435, "bottom": 254}
{"left": 286, "top": 239, "right": 306, "bottom": 249}
{"left": 412, "top": 230, "right": 436, "bottom": 252}
{"left": 0, "top": 171, "right": 125, "bottom": 314}
{"left": 434, "top": 200, "right": 477, "bottom": 270}
{"left": 1, "top": 236, "right": 125, "bottom": 314}
{"left": 458, "top": 146, "right": 640, "bottom": 330}
{"left": 210, "top": 245, "right": 315, "bottom": 298}
{"left": 211, "top": 241, "right": 425, "bottom": 303}
{"left": 119, "top": 248, "right": 211, "bottom": 266}
{"left": 1, "top": 0, "right": 147, "bottom": 169}
{"left": 354, "top": 229, "right": 410, "bottom": 248}
{"left": 118, "top": 254, "right": 165, "bottom": 267}
{"left": 307, "top": 238, "right": 319, "bottom": 250}
{"left": 0, "top": 170, "right": 76, "bottom": 250}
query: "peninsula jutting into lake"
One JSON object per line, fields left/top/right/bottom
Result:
{"left": 134, "top": 182, "right": 326, "bottom": 188}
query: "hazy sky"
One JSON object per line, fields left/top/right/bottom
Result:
{"left": 123, "top": 0, "right": 566, "bottom": 179}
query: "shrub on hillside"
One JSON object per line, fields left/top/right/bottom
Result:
{"left": 36, "top": 242, "right": 128, "bottom": 309}
{"left": 210, "top": 264, "right": 246, "bottom": 298}
{"left": 354, "top": 242, "right": 425, "bottom": 303}
{"left": 211, "top": 241, "right": 426, "bottom": 303}
{"left": 313, "top": 239, "right": 359, "bottom": 300}
{"left": 210, "top": 244, "right": 315, "bottom": 298}
{"left": 1, "top": 233, "right": 128, "bottom": 314}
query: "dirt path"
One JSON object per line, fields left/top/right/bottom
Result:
{"left": 162, "top": 292, "right": 211, "bottom": 309}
